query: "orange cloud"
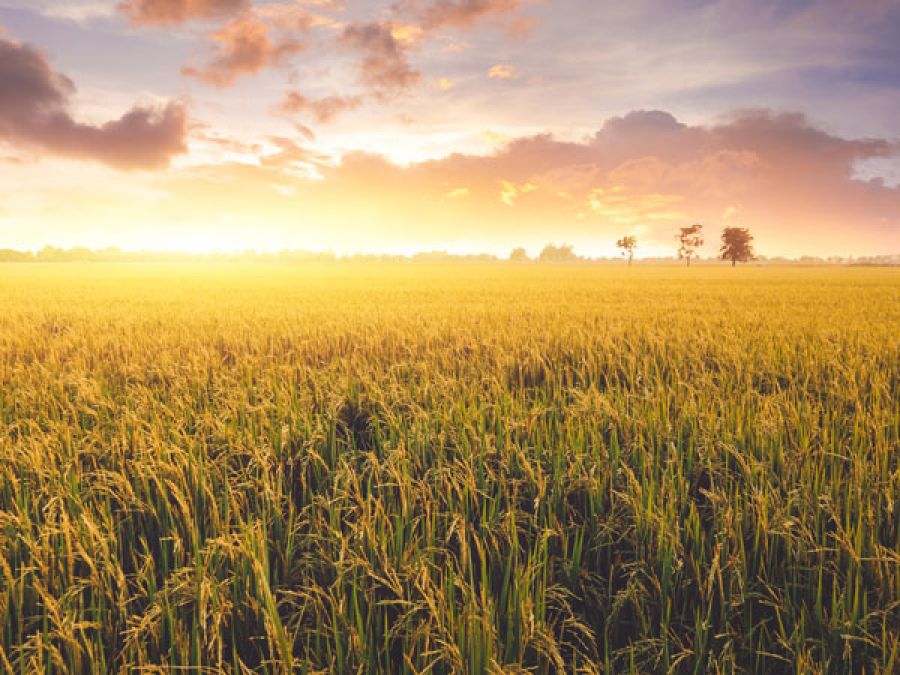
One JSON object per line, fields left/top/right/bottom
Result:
{"left": 183, "top": 15, "right": 305, "bottom": 87}
{"left": 390, "top": 23, "right": 425, "bottom": 45}
{"left": 119, "top": 0, "right": 248, "bottom": 25}
{"left": 0, "top": 37, "right": 187, "bottom": 169}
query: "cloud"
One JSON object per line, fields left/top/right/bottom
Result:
{"left": 340, "top": 22, "right": 421, "bottom": 98}
{"left": 183, "top": 15, "right": 305, "bottom": 87}
{"left": 119, "top": 0, "right": 248, "bottom": 25}
{"left": 278, "top": 91, "right": 363, "bottom": 123}
{"left": 390, "top": 23, "right": 425, "bottom": 45}
{"left": 252, "top": 2, "right": 342, "bottom": 31}
{"left": 397, "top": 0, "right": 523, "bottom": 29}
{"left": 487, "top": 63, "right": 518, "bottom": 80}
{"left": 122, "top": 0, "right": 526, "bottom": 98}
{"left": 0, "top": 37, "right": 188, "bottom": 169}
{"left": 271, "top": 1, "right": 525, "bottom": 101}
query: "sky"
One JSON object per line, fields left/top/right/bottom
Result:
{"left": 0, "top": 0, "right": 899, "bottom": 258}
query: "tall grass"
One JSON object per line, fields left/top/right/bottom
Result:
{"left": 0, "top": 263, "right": 898, "bottom": 673}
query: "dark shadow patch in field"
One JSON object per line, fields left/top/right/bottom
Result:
{"left": 336, "top": 397, "right": 379, "bottom": 453}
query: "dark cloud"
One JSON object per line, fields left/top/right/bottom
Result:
{"left": 119, "top": 0, "right": 248, "bottom": 25}
{"left": 709, "top": 109, "right": 892, "bottom": 174}
{"left": 278, "top": 91, "right": 363, "bottom": 124}
{"left": 0, "top": 37, "right": 188, "bottom": 169}
{"left": 340, "top": 22, "right": 421, "bottom": 98}
{"left": 183, "top": 15, "right": 305, "bottom": 87}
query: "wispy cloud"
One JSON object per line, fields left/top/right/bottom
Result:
{"left": 278, "top": 91, "right": 363, "bottom": 123}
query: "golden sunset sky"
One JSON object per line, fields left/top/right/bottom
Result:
{"left": 1, "top": 0, "right": 899, "bottom": 257}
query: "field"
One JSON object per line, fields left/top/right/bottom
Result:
{"left": 0, "top": 263, "right": 898, "bottom": 673}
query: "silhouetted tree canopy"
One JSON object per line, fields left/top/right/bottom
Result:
{"left": 720, "top": 227, "right": 755, "bottom": 266}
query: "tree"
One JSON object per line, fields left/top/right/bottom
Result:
{"left": 538, "top": 244, "right": 578, "bottom": 262}
{"left": 677, "top": 223, "right": 704, "bottom": 267}
{"left": 720, "top": 227, "right": 755, "bottom": 266}
{"left": 616, "top": 236, "right": 637, "bottom": 266}
{"left": 509, "top": 247, "right": 530, "bottom": 263}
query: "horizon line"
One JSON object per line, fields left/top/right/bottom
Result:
{"left": 2, "top": 246, "right": 900, "bottom": 265}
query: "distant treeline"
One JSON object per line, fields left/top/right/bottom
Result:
{"left": 0, "top": 245, "right": 898, "bottom": 265}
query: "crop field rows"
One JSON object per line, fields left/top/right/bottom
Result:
{"left": 0, "top": 264, "right": 898, "bottom": 673}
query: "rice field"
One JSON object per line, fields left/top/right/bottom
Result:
{"left": 0, "top": 263, "right": 898, "bottom": 673}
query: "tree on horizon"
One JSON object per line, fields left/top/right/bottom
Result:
{"left": 509, "top": 247, "right": 530, "bottom": 262}
{"left": 538, "top": 244, "right": 579, "bottom": 262}
{"left": 720, "top": 227, "right": 755, "bottom": 266}
{"left": 678, "top": 224, "right": 704, "bottom": 267}
{"left": 616, "top": 236, "right": 638, "bottom": 266}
